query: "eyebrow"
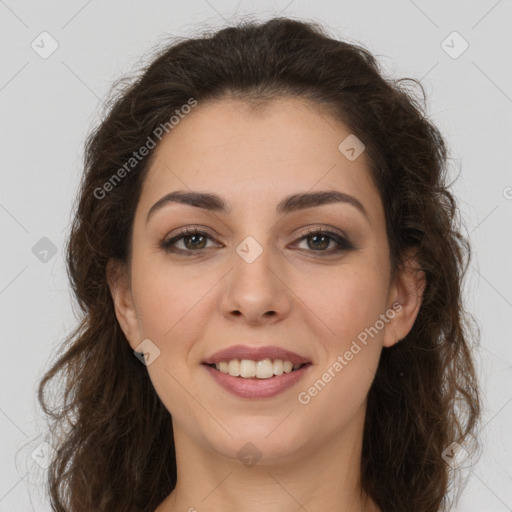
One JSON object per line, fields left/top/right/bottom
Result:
{"left": 146, "top": 189, "right": 369, "bottom": 224}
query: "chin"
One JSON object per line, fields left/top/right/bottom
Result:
{"left": 204, "top": 418, "right": 311, "bottom": 465}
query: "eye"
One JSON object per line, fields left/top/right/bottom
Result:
{"left": 160, "top": 228, "right": 220, "bottom": 254}
{"left": 160, "top": 226, "right": 354, "bottom": 255}
{"left": 293, "top": 227, "right": 354, "bottom": 254}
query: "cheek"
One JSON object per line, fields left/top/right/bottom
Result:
{"left": 296, "top": 262, "right": 388, "bottom": 404}
{"left": 129, "top": 258, "right": 209, "bottom": 419}
{"left": 301, "top": 260, "right": 390, "bottom": 342}
{"left": 296, "top": 299, "right": 385, "bottom": 431}
{"left": 297, "top": 352, "right": 378, "bottom": 437}
{"left": 130, "top": 253, "right": 214, "bottom": 340}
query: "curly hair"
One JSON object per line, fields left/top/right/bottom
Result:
{"left": 37, "top": 16, "right": 480, "bottom": 512}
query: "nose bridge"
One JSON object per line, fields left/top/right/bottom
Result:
{"left": 220, "top": 231, "right": 291, "bottom": 323}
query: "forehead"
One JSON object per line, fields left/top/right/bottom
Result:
{"left": 136, "top": 97, "right": 382, "bottom": 221}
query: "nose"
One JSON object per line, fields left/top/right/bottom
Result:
{"left": 219, "top": 243, "right": 292, "bottom": 326}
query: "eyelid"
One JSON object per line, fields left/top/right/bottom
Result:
{"left": 291, "top": 226, "right": 355, "bottom": 252}
{"left": 296, "top": 224, "right": 349, "bottom": 240}
{"left": 160, "top": 225, "right": 221, "bottom": 248}
{"left": 163, "top": 225, "right": 217, "bottom": 240}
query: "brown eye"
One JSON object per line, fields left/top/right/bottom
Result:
{"left": 181, "top": 233, "right": 208, "bottom": 250}
{"left": 295, "top": 229, "right": 354, "bottom": 253}
{"left": 305, "top": 233, "right": 331, "bottom": 251}
{"left": 160, "top": 227, "right": 354, "bottom": 256}
{"left": 160, "top": 228, "right": 218, "bottom": 254}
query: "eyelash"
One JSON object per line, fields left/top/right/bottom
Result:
{"left": 160, "top": 226, "right": 355, "bottom": 256}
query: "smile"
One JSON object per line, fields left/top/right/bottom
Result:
{"left": 202, "top": 361, "right": 312, "bottom": 399}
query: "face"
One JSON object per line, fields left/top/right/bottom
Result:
{"left": 109, "top": 97, "right": 423, "bottom": 464}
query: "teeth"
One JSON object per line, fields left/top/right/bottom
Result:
{"left": 228, "top": 359, "right": 240, "bottom": 377}
{"left": 256, "top": 359, "right": 274, "bottom": 379}
{"left": 213, "top": 358, "right": 304, "bottom": 378}
{"left": 273, "top": 359, "right": 284, "bottom": 376}
{"left": 240, "top": 359, "right": 256, "bottom": 378}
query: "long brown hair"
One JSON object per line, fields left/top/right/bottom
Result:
{"left": 37, "top": 17, "right": 480, "bottom": 512}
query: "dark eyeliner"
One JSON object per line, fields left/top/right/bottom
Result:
{"left": 295, "top": 228, "right": 355, "bottom": 253}
{"left": 160, "top": 227, "right": 355, "bottom": 255}
{"left": 160, "top": 228, "right": 216, "bottom": 255}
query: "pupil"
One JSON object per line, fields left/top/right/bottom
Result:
{"left": 309, "top": 234, "right": 328, "bottom": 250}
{"left": 186, "top": 234, "right": 205, "bottom": 249}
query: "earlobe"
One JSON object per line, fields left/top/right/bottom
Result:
{"left": 383, "top": 252, "right": 426, "bottom": 348}
{"left": 106, "top": 258, "right": 141, "bottom": 350}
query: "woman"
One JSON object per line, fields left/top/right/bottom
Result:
{"left": 38, "top": 16, "right": 480, "bottom": 512}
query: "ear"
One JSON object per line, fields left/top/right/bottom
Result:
{"left": 383, "top": 250, "right": 426, "bottom": 348}
{"left": 106, "top": 258, "right": 141, "bottom": 351}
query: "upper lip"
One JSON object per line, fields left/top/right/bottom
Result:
{"left": 202, "top": 345, "right": 311, "bottom": 365}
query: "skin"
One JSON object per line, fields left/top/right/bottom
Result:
{"left": 108, "top": 96, "right": 425, "bottom": 512}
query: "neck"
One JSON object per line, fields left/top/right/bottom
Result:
{"left": 156, "top": 403, "right": 380, "bottom": 512}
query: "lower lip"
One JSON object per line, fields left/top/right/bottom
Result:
{"left": 203, "top": 364, "right": 311, "bottom": 399}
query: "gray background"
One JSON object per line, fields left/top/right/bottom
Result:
{"left": 1, "top": 0, "right": 511, "bottom": 510}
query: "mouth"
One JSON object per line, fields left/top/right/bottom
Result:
{"left": 202, "top": 361, "right": 312, "bottom": 399}
{"left": 201, "top": 345, "right": 312, "bottom": 399}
